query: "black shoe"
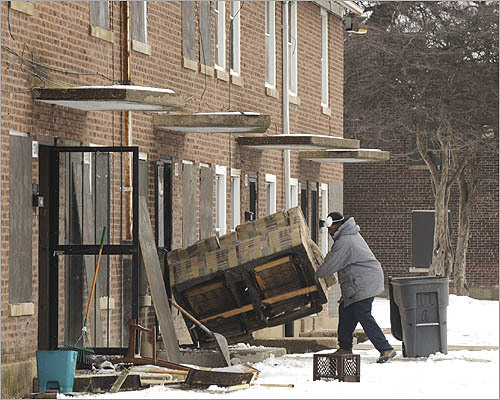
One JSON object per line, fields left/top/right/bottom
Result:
{"left": 333, "top": 348, "right": 353, "bottom": 355}
{"left": 376, "top": 349, "right": 396, "bottom": 363}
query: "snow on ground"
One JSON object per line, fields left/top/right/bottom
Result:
{"left": 61, "top": 295, "right": 499, "bottom": 399}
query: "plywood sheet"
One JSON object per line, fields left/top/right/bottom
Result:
{"left": 139, "top": 197, "right": 181, "bottom": 362}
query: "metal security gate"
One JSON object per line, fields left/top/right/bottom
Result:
{"left": 44, "top": 146, "right": 139, "bottom": 355}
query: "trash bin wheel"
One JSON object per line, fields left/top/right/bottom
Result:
{"left": 402, "top": 342, "right": 407, "bottom": 357}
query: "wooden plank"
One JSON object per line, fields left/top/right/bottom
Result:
{"left": 262, "top": 285, "right": 317, "bottom": 305}
{"left": 254, "top": 256, "right": 291, "bottom": 273}
{"left": 110, "top": 370, "right": 130, "bottom": 393}
{"left": 200, "top": 285, "right": 318, "bottom": 323}
{"left": 139, "top": 197, "right": 181, "bottom": 362}
{"left": 187, "top": 282, "right": 225, "bottom": 297}
{"left": 199, "top": 165, "right": 213, "bottom": 239}
{"left": 182, "top": 162, "right": 196, "bottom": 247}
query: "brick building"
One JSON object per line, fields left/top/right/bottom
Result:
{"left": 0, "top": 1, "right": 381, "bottom": 397}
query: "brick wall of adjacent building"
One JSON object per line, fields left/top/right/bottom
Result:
{"left": 344, "top": 133, "right": 499, "bottom": 297}
{"left": 2, "top": 2, "right": 347, "bottom": 397}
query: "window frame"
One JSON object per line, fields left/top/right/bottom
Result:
{"left": 265, "top": 173, "right": 277, "bottom": 215}
{"left": 265, "top": 1, "right": 276, "bottom": 89}
{"left": 230, "top": 169, "right": 241, "bottom": 231}
{"left": 321, "top": 9, "right": 329, "bottom": 107}
{"left": 320, "top": 183, "right": 329, "bottom": 255}
{"left": 288, "top": 1, "right": 298, "bottom": 96}
{"left": 215, "top": 165, "right": 227, "bottom": 236}
{"left": 230, "top": 1, "right": 241, "bottom": 76}
{"left": 215, "top": 1, "right": 226, "bottom": 71}
{"left": 289, "top": 177, "right": 299, "bottom": 208}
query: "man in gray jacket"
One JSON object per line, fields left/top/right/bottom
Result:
{"left": 316, "top": 212, "right": 396, "bottom": 363}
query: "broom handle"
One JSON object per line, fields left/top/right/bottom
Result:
{"left": 84, "top": 226, "right": 107, "bottom": 326}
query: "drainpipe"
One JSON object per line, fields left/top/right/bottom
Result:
{"left": 283, "top": 1, "right": 291, "bottom": 211}
{"left": 283, "top": 1, "right": 294, "bottom": 339}
{"left": 121, "top": 1, "right": 133, "bottom": 239}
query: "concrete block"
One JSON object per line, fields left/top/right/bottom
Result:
{"left": 251, "top": 337, "right": 338, "bottom": 354}
{"left": 313, "top": 316, "right": 338, "bottom": 331}
{"left": 8, "top": 302, "right": 34, "bottom": 317}
{"left": 252, "top": 325, "right": 283, "bottom": 339}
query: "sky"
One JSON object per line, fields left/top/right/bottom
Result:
{"left": 61, "top": 295, "right": 499, "bottom": 399}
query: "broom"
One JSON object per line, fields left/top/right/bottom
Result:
{"left": 62, "top": 226, "right": 107, "bottom": 368}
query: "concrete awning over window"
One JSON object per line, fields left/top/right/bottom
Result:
{"left": 153, "top": 112, "right": 271, "bottom": 134}
{"left": 236, "top": 134, "right": 360, "bottom": 150}
{"left": 32, "top": 85, "right": 185, "bottom": 111}
{"left": 298, "top": 149, "right": 390, "bottom": 163}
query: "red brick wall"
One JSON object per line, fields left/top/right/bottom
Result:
{"left": 1, "top": 1, "right": 346, "bottom": 387}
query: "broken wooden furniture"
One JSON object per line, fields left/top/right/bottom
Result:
{"left": 167, "top": 207, "right": 333, "bottom": 346}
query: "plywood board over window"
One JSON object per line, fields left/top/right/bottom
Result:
{"left": 200, "top": 164, "right": 214, "bottom": 239}
{"left": 182, "top": 1, "right": 197, "bottom": 70}
{"left": 9, "top": 133, "right": 33, "bottom": 304}
{"left": 130, "top": 0, "right": 151, "bottom": 55}
{"left": 200, "top": 0, "right": 213, "bottom": 76}
{"left": 90, "top": 0, "right": 113, "bottom": 42}
{"left": 182, "top": 161, "right": 197, "bottom": 247}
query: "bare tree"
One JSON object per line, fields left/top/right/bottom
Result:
{"left": 344, "top": 1, "right": 498, "bottom": 294}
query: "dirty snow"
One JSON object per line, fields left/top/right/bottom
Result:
{"left": 60, "top": 295, "right": 499, "bottom": 399}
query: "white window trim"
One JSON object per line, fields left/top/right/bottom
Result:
{"left": 265, "top": 173, "right": 277, "bottom": 215}
{"left": 320, "top": 183, "right": 329, "bottom": 256}
{"left": 230, "top": 1, "right": 241, "bottom": 76}
{"left": 265, "top": 1, "right": 276, "bottom": 89}
{"left": 230, "top": 168, "right": 241, "bottom": 231}
{"left": 321, "top": 9, "right": 329, "bottom": 107}
{"left": 216, "top": 165, "right": 227, "bottom": 236}
{"left": 289, "top": 177, "right": 299, "bottom": 208}
{"left": 215, "top": 1, "right": 226, "bottom": 71}
{"left": 288, "top": 1, "right": 298, "bottom": 96}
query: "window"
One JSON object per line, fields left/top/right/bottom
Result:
{"left": 265, "top": 1, "right": 276, "bottom": 88}
{"left": 215, "top": 1, "right": 226, "bottom": 70}
{"left": 130, "top": 1, "right": 147, "bottom": 43}
{"left": 320, "top": 183, "right": 329, "bottom": 255}
{"left": 90, "top": 0, "right": 110, "bottom": 31}
{"left": 216, "top": 165, "right": 227, "bottom": 236}
{"left": 289, "top": 177, "right": 299, "bottom": 208}
{"left": 288, "top": 1, "right": 298, "bottom": 96}
{"left": 321, "top": 10, "right": 328, "bottom": 107}
{"left": 230, "top": 169, "right": 241, "bottom": 231}
{"left": 230, "top": 1, "right": 241, "bottom": 76}
{"left": 265, "top": 174, "right": 277, "bottom": 215}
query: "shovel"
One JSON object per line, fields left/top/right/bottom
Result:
{"left": 170, "top": 299, "right": 231, "bottom": 367}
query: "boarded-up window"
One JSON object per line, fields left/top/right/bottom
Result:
{"left": 130, "top": 0, "right": 147, "bottom": 43}
{"left": 200, "top": 165, "right": 214, "bottom": 239}
{"left": 9, "top": 133, "right": 33, "bottom": 303}
{"left": 199, "top": 0, "right": 212, "bottom": 66}
{"left": 90, "top": 0, "right": 110, "bottom": 31}
{"left": 182, "top": 1, "right": 196, "bottom": 62}
{"left": 182, "top": 161, "right": 196, "bottom": 247}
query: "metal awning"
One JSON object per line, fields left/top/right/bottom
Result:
{"left": 236, "top": 134, "right": 360, "bottom": 150}
{"left": 153, "top": 112, "right": 271, "bottom": 134}
{"left": 299, "top": 149, "right": 390, "bottom": 163}
{"left": 32, "top": 85, "right": 185, "bottom": 111}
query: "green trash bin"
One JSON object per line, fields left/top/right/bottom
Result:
{"left": 36, "top": 350, "right": 77, "bottom": 393}
{"left": 389, "top": 276, "right": 449, "bottom": 357}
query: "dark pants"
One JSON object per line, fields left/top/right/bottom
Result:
{"left": 338, "top": 297, "right": 393, "bottom": 353}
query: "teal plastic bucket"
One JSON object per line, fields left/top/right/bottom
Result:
{"left": 36, "top": 350, "right": 77, "bottom": 393}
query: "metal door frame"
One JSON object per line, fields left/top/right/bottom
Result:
{"left": 48, "top": 146, "right": 139, "bottom": 354}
